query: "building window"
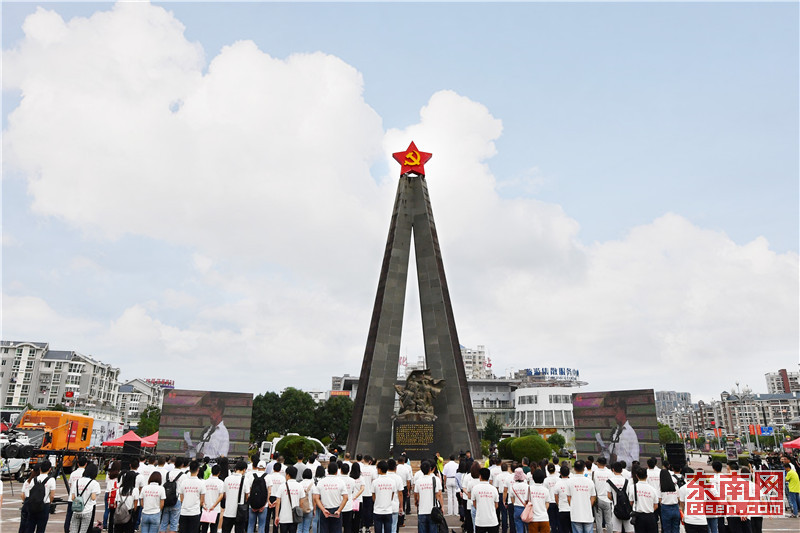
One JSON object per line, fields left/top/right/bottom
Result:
{"left": 53, "top": 374, "right": 62, "bottom": 383}
{"left": 55, "top": 363, "right": 63, "bottom": 371}
{"left": 23, "top": 372, "right": 32, "bottom": 383}
{"left": 554, "top": 411, "right": 564, "bottom": 426}
{"left": 564, "top": 411, "right": 573, "bottom": 426}
{"left": 21, "top": 385, "right": 29, "bottom": 395}
{"left": 48, "top": 398, "right": 56, "bottom": 406}
{"left": 37, "top": 397, "right": 44, "bottom": 405}
{"left": 545, "top": 411, "right": 554, "bottom": 425}
{"left": 5, "top": 397, "right": 12, "bottom": 406}
{"left": 535, "top": 411, "right": 543, "bottom": 426}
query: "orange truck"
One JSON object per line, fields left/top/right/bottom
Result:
{"left": 15, "top": 410, "right": 93, "bottom": 469}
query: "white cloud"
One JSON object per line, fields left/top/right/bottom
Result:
{"left": 2, "top": 3, "right": 797, "bottom": 398}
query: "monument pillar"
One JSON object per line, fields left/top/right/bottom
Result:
{"left": 347, "top": 142, "right": 480, "bottom": 457}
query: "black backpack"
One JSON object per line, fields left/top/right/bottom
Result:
{"left": 249, "top": 473, "right": 269, "bottom": 510}
{"left": 28, "top": 476, "right": 47, "bottom": 513}
{"left": 608, "top": 479, "right": 633, "bottom": 520}
{"left": 164, "top": 472, "right": 183, "bottom": 507}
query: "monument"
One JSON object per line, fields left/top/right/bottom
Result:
{"left": 346, "top": 142, "right": 480, "bottom": 459}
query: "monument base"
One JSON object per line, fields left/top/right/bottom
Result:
{"left": 393, "top": 418, "right": 435, "bottom": 460}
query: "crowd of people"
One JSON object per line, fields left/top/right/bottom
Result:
{"left": 7, "top": 449, "right": 800, "bottom": 533}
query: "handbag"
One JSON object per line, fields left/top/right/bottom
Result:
{"left": 430, "top": 476, "right": 446, "bottom": 525}
{"left": 235, "top": 475, "right": 249, "bottom": 525}
{"left": 520, "top": 486, "right": 535, "bottom": 523}
{"left": 630, "top": 480, "right": 639, "bottom": 526}
{"left": 287, "top": 482, "right": 304, "bottom": 524}
{"left": 200, "top": 508, "right": 219, "bottom": 524}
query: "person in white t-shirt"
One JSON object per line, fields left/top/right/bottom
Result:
{"left": 633, "top": 468, "right": 658, "bottom": 533}
{"left": 221, "top": 460, "right": 248, "bottom": 533}
{"left": 491, "top": 459, "right": 511, "bottom": 533}
{"left": 414, "top": 461, "right": 444, "bottom": 533}
{"left": 312, "top": 462, "right": 348, "bottom": 533}
{"left": 140, "top": 471, "right": 167, "bottom": 533}
{"left": 69, "top": 463, "right": 103, "bottom": 533}
{"left": 273, "top": 465, "right": 307, "bottom": 533}
{"left": 298, "top": 469, "right": 316, "bottom": 533}
{"left": 658, "top": 469, "right": 680, "bottom": 533}
{"left": 592, "top": 457, "right": 614, "bottom": 533}
{"left": 462, "top": 463, "right": 482, "bottom": 532}
{"left": 644, "top": 459, "right": 662, "bottom": 501}
{"left": 566, "top": 461, "right": 596, "bottom": 533}
{"left": 396, "top": 456, "right": 413, "bottom": 516}
{"left": 178, "top": 461, "right": 207, "bottom": 533}
{"left": 387, "top": 460, "right": 405, "bottom": 530}
{"left": 529, "top": 469, "right": 551, "bottom": 533}
{"left": 359, "top": 457, "right": 376, "bottom": 530}
{"left": 553, "top": 465, "right": 572, "bottom": 533}
{"left": 339, "top": 463, "right": 357, "bottom": 533}
{"left": 606, "top": 462, "right": 635, "bottom": 533}
{"left": 442, "top": 455, "right": 459, "bottom": 516}
{"left": 677, "top": 467, "right": 707, "bottom": 533}
{"left": 508, "top": 468, "right": 529, "bottom": 533}
{"left": 371, "top": 461, "right": 401, "bottom": 533}
{"left": 26, "top": 459, "right": 58, "bottom": 533}
{"left": 542, "top": 464, "right": 560, "bottom": 533}
{"left": 64, "top": 456, "right": 90, "bottom": 533}
{"left": 114, "top": 470, "right": 141, "bottom": 533}
{"left": 202, "top": 465, "right": 225, "bottom": 533}
{"left": 471, "top": 468, "right": 499, "bottom": 533}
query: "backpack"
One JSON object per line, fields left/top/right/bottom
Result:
{"left": 248, "top": 473, "right": 268, "bottom": 510}
{"left": 164, "top": 472, "right": 183, "bottom": 507}
{"left": 608, "top": 479, "right": 633, "bottom": 520}
{"left": 28, "top": 476, "right": 47, "bottom": 513}
{"left": 114, "top": 493, "right": 133, "bottom": 524}
{"left": 72, "top": 480, "right": 91, "bottom": 513}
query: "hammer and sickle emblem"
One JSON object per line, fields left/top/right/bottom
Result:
{"left": 404, "top": 150, "right": 421, "bottom": 166}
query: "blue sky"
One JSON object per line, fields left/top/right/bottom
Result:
{"left": 2, "top": 1, "right": 798, "bottom": 401}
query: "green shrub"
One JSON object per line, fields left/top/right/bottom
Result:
{"left": 510, "top": 435, "right": 552, "bottom": 463}
{"left": 276, "top": 435, "right": 318, "bottom": 464}
{"left": 498, "top": 437, "right": 517, "bottom": 459}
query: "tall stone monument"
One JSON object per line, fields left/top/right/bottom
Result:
{"left": 347, "top": 142, "right": 480, "bottom": 458}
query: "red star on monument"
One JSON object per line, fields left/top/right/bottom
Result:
{"left": 392, "top": 141, "right": 433, "bottom": 176}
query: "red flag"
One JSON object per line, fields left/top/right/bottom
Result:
{"left": 756, "top": 425, "right": 762, "bottom": 435}
{"left": 749, "top": 424, "right": 755, "bottom": 435}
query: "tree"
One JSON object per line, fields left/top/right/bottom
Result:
{"left": 136, "top": 405, "right": 161, "bottom": 436}
{"left": 52, "top": 403, "right": 68, "bottom": 412}
{"left": 312, "top": 396, "right": 353, "bottom": 445}
{"left": 251, "top": 392, "right": 282, "bottom": 443}
{"left": 483, "top": 416, "right": 503, "bottom": 444}
{"left": 658, "top": 423, "right": 679, "bottom": 444}
{"left": 279, "top": 388, "right": 316, "bottom": 436}
{"left": 547, "top": 432, "right": 566, "bottom": 451}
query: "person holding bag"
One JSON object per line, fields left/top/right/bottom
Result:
{"left": 69, "top": 463, "right": 102, "bottom": 533}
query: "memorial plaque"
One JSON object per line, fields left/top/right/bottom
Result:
{"left": 393, "top": 419, "right": 435, "bottom": 459}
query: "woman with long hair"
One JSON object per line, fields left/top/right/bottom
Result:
{"left": 105, "top": 460, "right": 122, "bottom": 533}
{"left": 70, "top": 463, "right": 101, "bottom": 533}
{"left": 313, "top": 465, "right": 326, "bottom": 533}
{"left": 114, "top": 470, "right": 140, "bottom": 533}
{"left": 348, "top": 463, "right": 365, "bottom": 533}
{"left": 298, "top": 468, "right": 315, "bottom": 533}
{"left": 659, "top": 468, "right": 680, "bottom": 533}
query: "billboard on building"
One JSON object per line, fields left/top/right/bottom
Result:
{"left": 158, "top": 389, "right": 253, "bottom": 459}
{"left": 572, "top": 389, "right": 659, "bottom": 466}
